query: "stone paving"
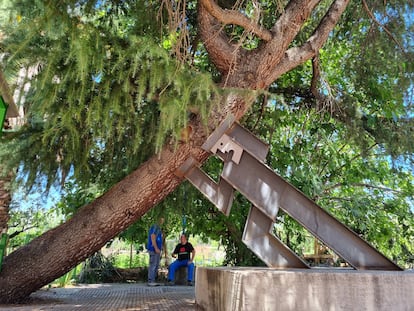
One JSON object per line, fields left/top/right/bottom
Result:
{"left": 0, "top": 283, "right": 196, "bottom": 311}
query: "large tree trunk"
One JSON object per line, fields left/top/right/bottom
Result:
{"left": 0, "top": 0, "right": 349, "bottom": 303}
{"left": 0, "top": 107, "right": 235, "bottom": 302}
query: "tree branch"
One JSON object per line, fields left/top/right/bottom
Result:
{"left": 253, "top": 0, "right": 320, "bottom": 86}
{"left": 8, "top": 225, "right": 37, "bottom": 240}
{"left": 199, "top": 0, "right": 272, "bottom": 41}
{"left": 269, "top": 0, "right": 320, "bottom": 36}
{"left": 362, "top": 0, "right": 406, "bottom": 53}
{"left": 0, "top": 69, "right": 19, "bottom": 118}
{"left": 310, "top": 56, "right": 321, "bottom": 99}
{"left": 198, "top": 0, "right": 240, "bottom": 75}
{"left": 317, "top": 196, "right": 353, "bottom": 203}
{"left": 262, "top": 0, "right": 350, "bottom": 87}
{"left": 323, "top": 182, "right": 406, "bottom": 197}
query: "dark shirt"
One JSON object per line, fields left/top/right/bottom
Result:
{"left": 173, "top": 242, "right": 194, "bottom": 261}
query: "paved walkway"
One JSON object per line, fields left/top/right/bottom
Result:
{"left": 0, "top": 283, "right": 196, "bottom": 311}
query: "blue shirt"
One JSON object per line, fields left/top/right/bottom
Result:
{"left": 147, "top": 224, "right": 163, "bottom": 252}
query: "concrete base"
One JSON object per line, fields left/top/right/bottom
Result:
{"left": 195, "top": 267, "right": 414, "bottom": 311}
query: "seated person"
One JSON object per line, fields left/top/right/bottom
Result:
{"left": 167, "top": 233, "right": 195, "bottom": 286}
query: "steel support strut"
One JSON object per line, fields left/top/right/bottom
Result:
{"left": 176, "top": 118, "right": 402, "bottom": 270}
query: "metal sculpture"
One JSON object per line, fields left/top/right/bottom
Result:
{"left": 176, "top": 117, "right": 401, "bottom": 270}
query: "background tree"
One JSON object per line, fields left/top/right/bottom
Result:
{"left": 0, "top": 0, "right": 413, "bottom": 303}
{"left": 0, "top": 0, "right": 20, "bottom": 260}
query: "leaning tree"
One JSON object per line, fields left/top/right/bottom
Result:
{"left": 0, "top": 0, "right": 412, "bottom": 303}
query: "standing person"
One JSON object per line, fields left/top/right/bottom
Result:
{"left": 147, "top": 217, "right": 164, "bottom": 286}
{"left": 167, "top": 233, "right": 196, "bottom": 286}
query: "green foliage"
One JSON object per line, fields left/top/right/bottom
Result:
{"left": 7, "top": 203, "right": 63, "bottom": 249}
{"left": 111, "top": 251, "right": 148, "bottom": 269}
{"left": 0, "top": 0, "right": 220, "bottom": 190}
{"left": 269, "top": 1, "right": 414, "bottom": 158}
{"left": 0, "top": 0, "right": 413, "bottom": 269}
{"left": 77, "top": 251, "right": 117, "bottom": 283}
{"left": 244, "top": 102, "right": 414, "bottom": 268}
{"left": 55, "top": 181, "right": 102, "bottom": 219}
{"left": 53, "top": 265, "right": 79, "bottom": 287}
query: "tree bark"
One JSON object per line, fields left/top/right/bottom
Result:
{"left": 0, "top": 70, "right": 19, "bottom": 118}
{"left": 0, "top": 0, "right": 350, "bottom": 303}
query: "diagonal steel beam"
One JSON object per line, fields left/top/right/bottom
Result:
{"left": 242, "top": 205, "right": 309, "bottom": 268}
{"left": 221, "top": 148, "right": 401, "bottom": 270}
{"left": 177, "top": 118, "right": 402, "bottom": 270}
{"left": 176, "top": 157, "right": 234, "bottom": 216}
{"left": 176, "top": 156, "right": 307, "bottom": 267}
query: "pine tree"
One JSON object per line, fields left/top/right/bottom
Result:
{"left": 0, "top": 0, "right": 412, "bottom": 302}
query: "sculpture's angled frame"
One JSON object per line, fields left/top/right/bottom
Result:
{"left": 176, "top": 117, "right": 402, "bottom": 271}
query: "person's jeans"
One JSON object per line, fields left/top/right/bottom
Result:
{"left": 168, "top": 259, "right": 195, "bottom": 282}
{"left": 148, "top": 251, "right": 161, "bottom": 282}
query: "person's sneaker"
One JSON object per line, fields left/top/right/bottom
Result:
{"left": 166, "top": 280, "right": 175, "bottom": 286}
{"left": 187, "top": 281, "right": 194, "bottom": 286}
{"left": 147, "top": 282, "right": 160, "bottom": 287}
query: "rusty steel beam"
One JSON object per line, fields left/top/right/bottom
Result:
{"left": 177, "top": 118, "right": 402, "bottom": 270}
{"left": 242, "top": 205, "right": 309, "bottom": 268}
{"left": 176, "top": 157, "right": 234, "bottom": 216}
{"left": 204, "top": 122, "right": 269, "bottom": 163}
{"left": 221, "top": 149, "right": 401, "bottom": 270}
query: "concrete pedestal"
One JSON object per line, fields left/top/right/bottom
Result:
{"left": 195, "top": 267, "right": 414, "bottom": 311}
